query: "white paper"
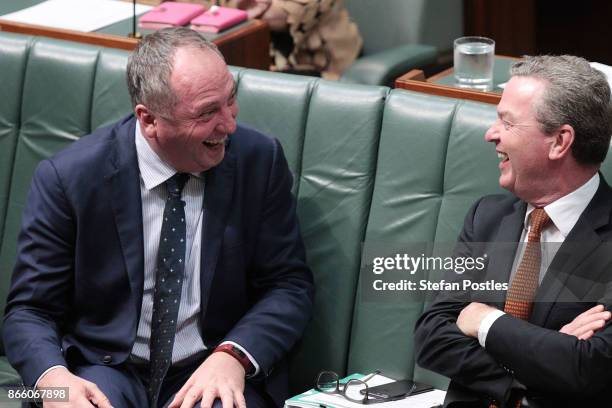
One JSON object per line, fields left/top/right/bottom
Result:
{"left": 0, "top": 0, "right": 152, "bottom": 32}
{"left": 298, "top": 374, "right": 445, "bottom": 408}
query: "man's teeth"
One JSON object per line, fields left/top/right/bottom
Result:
{"left": 203, "top": 137, "right": 225, "bottom": 145}
{"left": 497, "top": 152, "right": 508, "bottom": 161}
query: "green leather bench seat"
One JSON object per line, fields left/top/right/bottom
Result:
{"left": 2, "top": 32, "right": 612, "bottom": 404}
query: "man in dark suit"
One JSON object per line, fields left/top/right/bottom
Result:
{"left": 415, "top": 55, "right": 612, "bottom": 407}
{"left": 3, "top": 27, "right": 313, "bottom": 408}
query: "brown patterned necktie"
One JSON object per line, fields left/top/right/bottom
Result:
{"left": 504, "top": 208, "right": 550, "bottom": 320}
{"left": 489, "top": 208, "right": 550, "bottom": 408}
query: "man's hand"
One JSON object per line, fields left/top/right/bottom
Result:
{"left": 457, "top": 302, "right": 498, "bottom": 338}
{"left": 38, "top": 367, "right": 112, "bottom": 408}
{"left": 560, "top": 304, "right": 611, "bottom": 340}
{"left": 168, "top": 351, "right": 246, "bottom": 408}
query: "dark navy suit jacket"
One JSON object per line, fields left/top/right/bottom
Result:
{"left": 3, "top": 115, "right": 314, "bottom": 404}
{"left": 415, "top": 178, "right": 612, "bottom": 408}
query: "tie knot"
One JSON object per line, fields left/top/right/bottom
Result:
{"left": 529, "top": 208, "right": 550, "bottom": 236}
{"left": 166, "top": 173, "right": 189, "bottom": 198}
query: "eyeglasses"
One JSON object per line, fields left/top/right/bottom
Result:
{"left": 315, "top": 370, "right": 388, "bottom": 404}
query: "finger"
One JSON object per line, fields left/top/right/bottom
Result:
{"left": 180, "top": 387, "right": 205, "bottom": 408}
{"left": 573, "top": 305, "right": 605, "bottom": 322}
{"left": 564, "top": 318, "right": 606, "bottom": 338}
{"left": 574, "top": 319, "right": 607, "bottom": 338}
{"left": 197, "top": 389, "right": 217, "bottom": 408}
{"left": 234, "top": 389, "right": 247, "bottom": 408}
{"left": 579, "top": 330, "right": 595, "bottom": 340}
{"left": 219, "top": 390, "right": 234, "bottom": 408}
{"left": 568, "top": 310, "right": 610, "bottom": 328}
{"left": 572, "top": 312, "right": 610, "bottom": 331}
{"left": 169, "top": 384, "right": 191, "bottom": 408}
{"left": 584, "top": 304, "right": 605, "bottom": 315}
{"left": 85, "top": 384, "right": 113, "bottom": 408}
{"left": 70, "top": 388, "right": 98, "bottom": 408}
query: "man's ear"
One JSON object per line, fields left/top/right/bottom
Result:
{"left": 134, "top": 104, "right": 157, "bottom": 138}
{"left": 549, "top": 124, "right": 574, "bottom": 160}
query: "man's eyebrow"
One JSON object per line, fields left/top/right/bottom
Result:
{"left": 497, "top": 110, "right": 515, "bottom": 121}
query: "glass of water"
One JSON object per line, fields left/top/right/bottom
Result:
{"left": 454, "top": 36, "right": 495, "bottom": 91}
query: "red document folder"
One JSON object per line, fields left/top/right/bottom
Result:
{"left": 190, "top": 6, "right": 248, "bottom": 33}
{"left": 139, "top": 2, "right": 206, "bottom": 29}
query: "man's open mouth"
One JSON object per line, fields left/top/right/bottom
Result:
{"left": 497, "top": 151, "right": 509, "bottom": 162}
{"left": 203, "top": 136, "right": 227, "bottom": 147}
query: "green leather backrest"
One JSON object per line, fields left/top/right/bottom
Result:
{"left": 233, "top": 71, "right": 388, "bottom": 390}
{"left": 347, "top": 90, "right": 458, "bottom": 383}
{"left": 344, "top": 0, "right": 464, "bottom": 55}
{"left": 0, "top": 34, "right": 31, "bottom": 260}
{"left": 290, "top": 81, "right": 387, "bottom": 390}
{"left": 232, "top": 69, "right": 315, "bottom": 190}
{"left": 4, "top": 32, "right": 612, "bottom": 398}
{"left": 0, "top": 33, "right": 132, "bottom": 324}
{"left": 91, "top": 49, "right": 133, "bottom": 130}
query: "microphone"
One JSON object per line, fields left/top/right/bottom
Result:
{"left": 128, "top": 0, "right": 142, "bottom": 39}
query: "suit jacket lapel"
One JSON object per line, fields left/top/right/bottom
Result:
{"left": 105, "top": 116, "right": 145, "bottom": 315}
{"left": 200, "top": 146, "right": 236, "bottom": 320}
{"left": 486, "top": 200, "right": 525, "bottom": 308}
{"left": 531, "top": 177, "right": 612, "bottom": 326}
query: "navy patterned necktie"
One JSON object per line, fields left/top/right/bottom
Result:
{"left": 148, "top": 173, "right": 189, "bottom": 407}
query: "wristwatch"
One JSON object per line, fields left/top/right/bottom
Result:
{"left": 213, "top": 344, "right": 255, "bottom": 376}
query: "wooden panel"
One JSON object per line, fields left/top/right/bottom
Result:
{"left": 0, "top": 19, "right": 270, "bottom": 68}
{"left": 395, "top": 70, "right": 501, "bottom": 105}
{"left": 464, "top": 0, "right": 536, "bottom": 57}
{"left": 464, "top": 0, "right": 612, "bottom": 64}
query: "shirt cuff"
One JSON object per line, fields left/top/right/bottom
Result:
{"left": 478, "top": 309, "right": 506, "bottom": 347}
{"left": 221, "top": 341, "right": 260, "bottom": 377}
{"left": 34, "top": 365, "right": 68, "bottom": 389}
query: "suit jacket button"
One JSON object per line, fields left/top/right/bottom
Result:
{"left": 102, "top": 355, "right": 112, "bottom": 364}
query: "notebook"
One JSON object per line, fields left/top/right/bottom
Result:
{"left": 139, "top": 2, "right": 206, "bottom": 29}
{"left": 190, "top": 6, "right": 248, "bottom": 33}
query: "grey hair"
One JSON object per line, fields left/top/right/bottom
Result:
{"left": 126, "top": 27, "right": 224, "bottom": 116}
{"left": 511, "top": 55, "right": 612, "bottom": 165}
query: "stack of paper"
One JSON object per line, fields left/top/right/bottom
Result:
{"left": 285, "top": 373, "right": 446, "bottom": 408}
{"left": 0, "top": 0, "right": 152, "bottom": 32}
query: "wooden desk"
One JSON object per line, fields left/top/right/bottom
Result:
{"left": 0, "top": 1, "right": 270, "bottom": 69}
{"left": 395, "top": 56, "right": 517, "bottom": 105}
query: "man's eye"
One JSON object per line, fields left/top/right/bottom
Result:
{"left": 502, "top": 120, "right": 512, "bottom": 131}
{"left": 199, "top": 111, "right": 216, "bottom": 121}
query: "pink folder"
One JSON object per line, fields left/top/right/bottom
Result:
{"left": 190, "top": 6, "right": 248, "bottom": 33}
{"left": 139, "top": 2, "right": 206, "bottom": 29}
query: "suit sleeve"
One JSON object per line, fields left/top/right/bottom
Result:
{"left": 222, "top": 138, "right": 314, "bottom": 375}
{"left": 414, "top": 198, "right": 515, "bottom": 403}
{"left": 486, "top": 308, "right": 612, "bottom": 395}
{"left": 2, "top": 159, "right": 75, "bottom": 386}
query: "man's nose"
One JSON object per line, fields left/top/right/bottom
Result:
{"left": 217, "top": 104, "right": 237, "bottom": 134}
{"left": 484, "top": 121, "right": 500, "bottom": 142}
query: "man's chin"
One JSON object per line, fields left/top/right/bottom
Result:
{"left": 197, "top": 149, "right": 225, "bottom": 172}
{"left": 498, "top": 174, "right": 515, "bottom": 193}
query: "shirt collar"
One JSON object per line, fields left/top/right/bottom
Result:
{"left": 135, "top": 123, "right": 202, "bottom": 191}
{"left": 524, "top": 173, "right": 600, "bottom": 237}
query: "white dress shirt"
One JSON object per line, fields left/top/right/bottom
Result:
{"left": 132, "top": 125, "right": 259, "bottom": 374}
{"left": 478, "top": 173, "right": 600, "bottom": 347}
